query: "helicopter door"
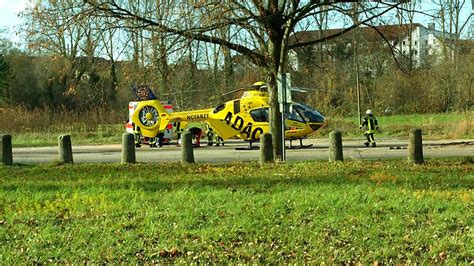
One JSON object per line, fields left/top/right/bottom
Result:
{"left": 285, "top": 107, "right": 313, "bottom": 139}
{"left": 245, "top": 107, "right": 269, "bottom": 141}
{"left": 287, "top": 108, "right": 304, "bottom": 123}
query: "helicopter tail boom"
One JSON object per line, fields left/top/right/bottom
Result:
{"left": 131, "top": 100, "right": 215, "bottom": 138}
{"left": 170, "top": 109, "right": 213, "bottom": 122}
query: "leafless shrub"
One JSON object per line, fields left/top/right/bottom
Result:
{"left": 0, "top": 105, "right": 124, "bottom": 134}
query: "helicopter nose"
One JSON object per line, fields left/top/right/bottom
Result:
{"left": 303, "top": 111, "right": 325, "bottom": 123}
{"left": 309, "top": 122, "right": 324, "bottom": 131}
{"left": 307, "top": 112, "right": 325, "bottom": 130}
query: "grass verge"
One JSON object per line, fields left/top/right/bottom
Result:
{"left": 319, "top": 111, "right": 473, "bottom": 139}
{"left": 1, "top": 160, "right": 472, "bottom": 263}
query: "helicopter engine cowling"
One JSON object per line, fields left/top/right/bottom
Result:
{"left": 131, "top": 100, "right": 170, "bottom": 137}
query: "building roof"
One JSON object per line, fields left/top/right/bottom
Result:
{"left": 289, "top": 23, "right": 426, "bottom": 47}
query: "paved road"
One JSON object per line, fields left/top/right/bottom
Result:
{"left": 11, "top": 138, "right": 473, "bottom": 165}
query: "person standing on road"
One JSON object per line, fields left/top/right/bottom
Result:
{"left": 148, "top": 136, "right": 157, "bottom": 147}
{"left": 188, "top": 127, "right": 203, "bottom": 147}
{"left": 205, "top": 124, "right": 225, "bottom": 147}
{"left": 175, "top": 122, "right": 184, "bottom": 146}
{"left": 360, "top": 109, "right": 379, "bottom": 147}
{"left": 133, "top": 123, "right": 142, "bottom": 147}
{"left": 206, "top": 124, "right": 214, "bottom": 146}
{"left": 215, "top": 134, "right": 224, "bottom": 146}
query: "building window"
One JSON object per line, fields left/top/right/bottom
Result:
{"left": 414, "top": 41, "right": 417, "bottom": 45}
{"left": 403, "top": 41, "right": 406, "bottom": 46}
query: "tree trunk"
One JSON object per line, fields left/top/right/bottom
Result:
{"left": 109, "top": 61, "right": 118, "bottom": 105}
{"left": 267, "top": 24, "right": 285, "bottom": 162}
{"left": 267, "top": 72, "right": 284, "bottom": 162}
{"left": 152, "top": 31, "right": 170, "bottom": 94}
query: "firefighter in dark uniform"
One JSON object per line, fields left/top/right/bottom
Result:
{"left": 206, "top": 125, "right": 215, "bottom": 146}
{"left": 157, "top": 132, "right": 165, "bottom": 147}
{"left": 174, "top": 122, "right": 184, "bottom": 146}
{"left": 215, "top": 134, "right": 224, "bottom": 146}
{"left": 205, "top": 124, "right": 224, "bottom": 146}
{"left": 360, "top": 109, "right": 379, "bottom": 147}
{"left": 133, "top": 123, "right": 141, "bottom": 147}
{"left": 148, "top": 136, "right": 157, "bottom": 147}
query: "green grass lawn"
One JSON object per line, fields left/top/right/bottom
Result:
{"left": 1, "top": 160, "right": 472, "bottom": 263}
{"left": 8, "top": 124, "right": 125, "bottom": 147}
{"left": 321, "top": 112, "right": 473, "bottom": 139}
{"left": 11, "top": 131, "right": 124, "bottom": 147}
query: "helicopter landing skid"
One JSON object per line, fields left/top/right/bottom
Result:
{"left": 288, "top": 139, "right": 313, "bottom": 149}
{"left": 235, "top": 141, "right": 259, "bottom": 150}
{"left": 235, "top": 146, "right": 259, "bottom": 150}
{"left": 287, "top": 144, "right": 313, "bottom": 149}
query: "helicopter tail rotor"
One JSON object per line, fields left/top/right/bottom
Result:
{"left": 131, "top": 100, "right": 170, "bottom": 137}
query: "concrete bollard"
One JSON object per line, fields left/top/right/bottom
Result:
{"left": 181, "top": 132, "right": 195, "bottom": 163}
{"left": 121, "top": 133, "right": 136, "bottom": 163}
{"left": 329, "top": 130, "right": 343, "bottom": 162}
{"left": 408, "top": 128, "right": 424, "bottom": 164}
{"left": 1, "top": 134, "right": 13, "bottom": 165}
{"left": 58, "top": 134, "right": 73, "bottom": 164}
{"left": 260, "top": 133, "right": 274, "bottom": 163}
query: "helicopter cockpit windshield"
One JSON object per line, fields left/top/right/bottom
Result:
{"left": 250, "top": 103, "right": 324, "bottom": 125}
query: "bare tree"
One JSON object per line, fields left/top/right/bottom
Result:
{"left": 431, "top": 0, "right": 470, "bottom": 111}
{"left": 23, "top": 0, "right": 88, "bottom": 59}
{"left": 22, "top": 0, "right": 91, "bottom": 106}
{"left": 396, "top": 0, "right": 418, "bottom": 70}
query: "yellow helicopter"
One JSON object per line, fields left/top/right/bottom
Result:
{"left": 131, "top": 82, "right": 326, "bottom": 148}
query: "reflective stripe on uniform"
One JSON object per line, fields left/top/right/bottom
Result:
{"left": 364, "top": 116, "right": 377, "bottom": 134}
{"left": 367, "top": 117, "right": 375, "bottom": 132}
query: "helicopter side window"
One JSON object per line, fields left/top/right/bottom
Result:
{"left": 287, "top": 108, "right": 304, "bottom": 122}
{"left": 302, "top": 110, "right": 324, "bottom": 123}
{"left": 250, "top": 108, "right": 269, "bottom": 122}
{"left": 213, "top": 103, "right": 225, "bottom": 114}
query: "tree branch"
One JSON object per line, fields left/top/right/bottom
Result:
{"left": 288, "top": 2, "right": 404, "bottom": 49}
{"left": 84, "top": 0, "right": 268, "bottom": 67}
